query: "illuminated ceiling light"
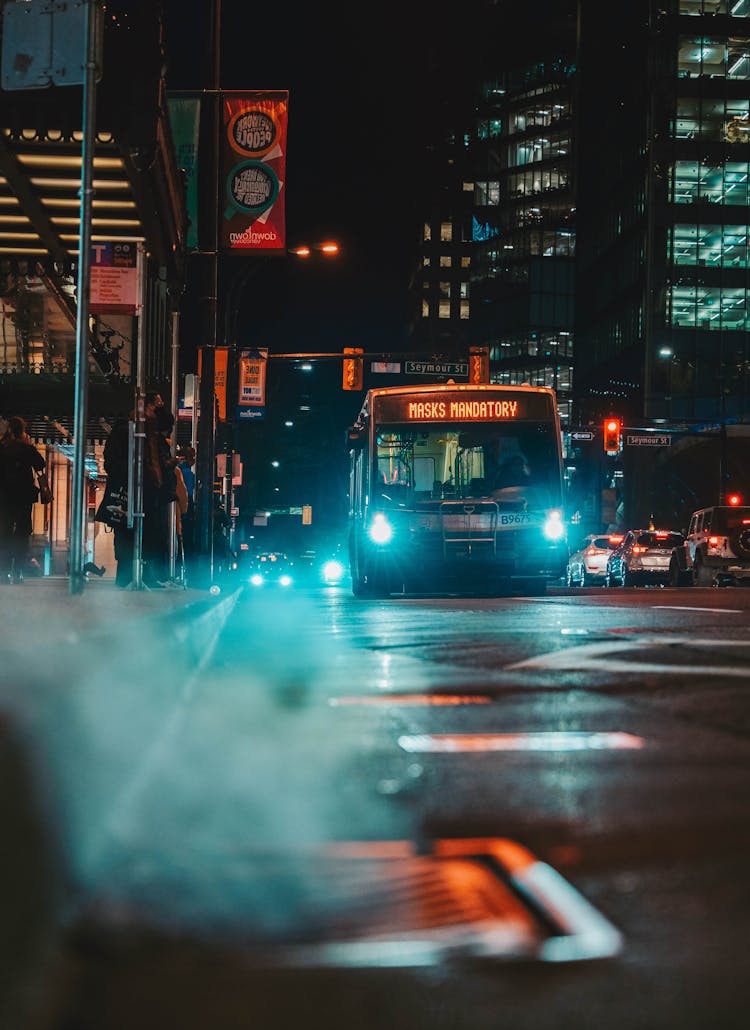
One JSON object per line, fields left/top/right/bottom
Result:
{"left": 30, "top": 177, "right": 131, "bottom": 190}
{"left": 17, "top": 154, "right": 124, "bottom": 170}
{"left": 397, "top": 732, "right": 645, "bottom": 753}
{"left": 58, "top": 233, "right": 145, "bottom": 242}
{"left": 72, "top": 130, "right": 83, "bottom": 142}
{"left": 46, "top": 128, "right": 63, "bottom": 141}
{"left": 96, "top": 130, "right": 114, "bottom": 143}
{"left": 51, "top": 217, "right": 141, "bottom": 227}
{"left": 40, "top": 197, "right": 136, "bottom": 209}
{"left": 0, "top": 231, "right": 40, "bottom": 240}
{"left": 0, "top": 197, "right": 20, "bottom": 206}
{"left": 0, "top": 215, "right": 31, "bottom": 224}
{"left": 21, "top": 127, "right": 37, "bottom": 140}
{"left": 0, "top": 246, "right": 46, "bottom": 254}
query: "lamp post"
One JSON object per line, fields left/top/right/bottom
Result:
{"left": 219, "top": 243, "right": 340, "bottom": 564}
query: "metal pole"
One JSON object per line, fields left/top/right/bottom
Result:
{"left": 194, "top": 0, "right": 221, "bottom": 587}
{"left": 131, "top": 241, "right": 147, "bottom": 589}
{"left": 68, "top": 0, "right": 100, "bottom": 595}
{"left": 169, "top": 309, "right": 180, "bottom": 580}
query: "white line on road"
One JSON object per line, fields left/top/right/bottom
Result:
{"left": 507, "top": 636, "right": 750, "bottom": 677}
{"left": 398, "top": 732, "right": 645, "bottom": 753}
{"left": 652, "top": 605, "right": 743, "bottom": 613}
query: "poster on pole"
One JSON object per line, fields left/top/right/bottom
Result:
{"left": 90, "top": 242, "right": 139, "bottom": 314}
{"left": 237, "top": 348, "right": 268, "bottom": 420}
{"left": 221, "top": 90, "right": 288, "bottom": 254}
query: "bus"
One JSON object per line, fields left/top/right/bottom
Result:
{"left": 346, "top": 383, "right": 568, "bottom": 597}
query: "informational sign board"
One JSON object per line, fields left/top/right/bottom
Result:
{"left": 90, "top": 242, "right": 139, "bottom": 315}
{"left": 570, "top": 430, "right": 595, "bottom": 442}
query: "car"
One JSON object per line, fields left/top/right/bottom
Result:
{"left": 605, "top": 528, "right": 685, "bottom": 587}
{"left": 248, "top": 551, "right": 295, "bottom": 588}
{"left": 565, "top": 533, "right": 624, "bottom": 587}
{"left": 669, "top": 505, "right": 750, "bottom": 586}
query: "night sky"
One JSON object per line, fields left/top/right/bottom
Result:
{"left": 162, "top": 0, "right": 483, "bottom": 357}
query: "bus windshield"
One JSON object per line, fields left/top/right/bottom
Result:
{"left": 374, "top": 421, "right": 562, "bottom": 510}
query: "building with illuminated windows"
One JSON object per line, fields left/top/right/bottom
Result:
{"left": 576, "top": 0, "right": 750, "bottom": 526}
{"left": 415, "top": 0, "right": 750, "bottom": 530}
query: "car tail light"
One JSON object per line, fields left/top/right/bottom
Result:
{"left": 655, "top": 532, "right": 669, "bottom": 539}
{"left": 631, "top": 545, "right": 647, "bottom": 554}
{"left": 708, "top": 535, "right": 720, "bottom": 546}
{"left": 585, "top": 546, "right": 600, "bottom": 555}
{"left": 608, "top": 535, "right": 623, "bottom": 545}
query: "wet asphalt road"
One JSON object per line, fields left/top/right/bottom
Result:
{"left": 5, "top": 582, "right": 750, "bottom": 1029}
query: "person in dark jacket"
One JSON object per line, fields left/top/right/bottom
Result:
{"left": 0, "top": 415, "right": 51, "bottom": 583}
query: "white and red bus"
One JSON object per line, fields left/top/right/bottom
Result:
{"left": 347, "top": 383, "right": 567, "bottom": 596}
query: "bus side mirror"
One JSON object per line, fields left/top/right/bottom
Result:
{"left": 346, "top": 430, "right": 364, "bottom": 450}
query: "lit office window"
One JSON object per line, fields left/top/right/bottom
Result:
{"left": 438, "top": 301, "right": 451, "bottom": 319}
{"left": 463, "top": 181, "right": 474, "bottom": 192}
{"left": 439, "top": 281, "right": 451, "bottom": 299}
{"left": 680, "top": 2, "right": 750, "bottom": 14}
{"left": 460, "top": 301, "right": 469, "bottom": 320}
{"left": 423, "top": 223, "right": 431, "bottom": 242}
{"left": 461, "top": 256, "right": 471, "bottom": 268}
{"left": 669, "top": 283, "right": 748, "bottom": 329}
{"left": 440, "top": 222, "right": 453, "bottom": 242}
{"left": 440, "top": 256, "right": 452, "bottom": 267}
{"left": 422, "top": 299, "right": 430, "bottom": 318}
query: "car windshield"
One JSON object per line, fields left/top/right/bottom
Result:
{"left": 591, "top": 537, "right": 613, "bottom": 549}
{"left": 635, "top": 532, "right": 683, "bottom": 548}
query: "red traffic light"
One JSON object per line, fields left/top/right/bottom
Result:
{"left": 728, "top": 492, "right": 742, "bottom": 506}
{"left": 603, "top": 417, "right": 622, "bottom": 454}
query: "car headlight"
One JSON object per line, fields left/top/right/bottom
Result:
{"left": 543, "top": 509, "right": 565, "bottom": 541}
{"left": 322, "top": 559, "right": 345, "bottom": 582}
{"left": 250, "top": 573, "right": 264, "bottom": 586}
{"left": 368, "top": 513, "right": 393, "bottom": 544}
{"left": 279, "top": 574, "right": 292, "bottom": 587}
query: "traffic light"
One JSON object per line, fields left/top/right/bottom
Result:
{"left": 470, "top": 346, "right": 490, "bottom": 384}
{"left": 728, "top": 492, "right": 743, "bottom": 506}
{"left": 603, "top": 417, "right": 622, "bottom": 454}
{"left": 342, "top": 346, "right": 363, "bottom": 390}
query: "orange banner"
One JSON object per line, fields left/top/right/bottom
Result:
{"left": 221, "top": 91, "right": 288, "bottom": 254}
{"left": 198, "top": 346, "right": 229, "bottom": 421}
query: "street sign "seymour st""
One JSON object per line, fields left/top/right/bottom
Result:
{"left": 405, "top": 360, "right": 469, "bottom": 376}
{"left": 625, "top": 433, "right": 672, "bottom": 447}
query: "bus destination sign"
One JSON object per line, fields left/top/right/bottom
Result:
{"left": 375, "top": 391, "right": 553, "bottom": 423}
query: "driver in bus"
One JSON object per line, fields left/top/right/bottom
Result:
{"left": 492, "top": 454, "right": 530, "bottom": 491}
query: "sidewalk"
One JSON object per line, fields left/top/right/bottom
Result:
{"left": 0, "top": 574, "right": 234, "bottom": 646}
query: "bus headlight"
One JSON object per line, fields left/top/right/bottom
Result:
{"left": 368, "top": 513, "right": 393, "bottom": 544}
{"left": 543, "top": 509, "right": 565, "bottom": 541}
{"left": 322, "top": 559, "right": 345, "bottom": 583}
{"left": 250, "top": 573, "right": 264, "bottom": 586}
{"left": 279, "top": 574, "right": 292, "bottom": 587}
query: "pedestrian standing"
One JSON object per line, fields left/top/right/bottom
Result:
{"left": 0, "top": 415, "right": 51, "bottom": 583}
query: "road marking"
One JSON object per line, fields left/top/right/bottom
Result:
{"left": 398, "top": 732, "right": 644, "bottom": 753}
{"left": 507, "top": 636, "right": 750, "bottom": 677}
{"left": 652, "top": 605, "right": 742, "bottom": 613}
{"left": 329, "top": 694, "right": 491, "bottom": 706}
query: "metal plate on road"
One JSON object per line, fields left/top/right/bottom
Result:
{"left": 76, "top": 838, "right": 621, "bottom": 968}
{"left": 405, "top": 360, "right": 469, "bottom": 376}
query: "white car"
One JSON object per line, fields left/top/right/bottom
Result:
{"left": 566, "top": 533, "right": 623, "bottom": 587}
